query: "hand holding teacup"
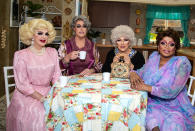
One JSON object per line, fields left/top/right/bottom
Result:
{"left": 65, "top": 50, "right": 87, "bottom": 63}
{"left": 67, "top": 51, "right": 80, "bottom": 60}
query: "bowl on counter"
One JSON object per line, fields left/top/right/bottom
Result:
{"left": 190, "top": 41, "right": 195, "bottom": 45}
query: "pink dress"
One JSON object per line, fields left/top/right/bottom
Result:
{"left": 6, "top": 47, "right": 61, "bottom": 131}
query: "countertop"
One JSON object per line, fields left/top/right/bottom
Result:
{"left": 95, "top": 43, "right": 157, "bottom": 50}
{"left": 177, "top": 48, "right": 195, "bottom": 58}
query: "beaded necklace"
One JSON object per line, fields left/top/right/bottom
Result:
{"left": 114, "top": 48, "right": 137, "bottom": 58}
{"left": 30, "top": 45, "right": 46, "bottom": 56}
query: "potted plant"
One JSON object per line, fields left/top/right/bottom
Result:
{"left": 24, "top": 1, "right": 43, "bottom": 22}
{"left": 87, "top": 29, "right": 101, "bottom": 43}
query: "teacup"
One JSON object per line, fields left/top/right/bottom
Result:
{"left": 59, "top": 76, "right": 68, "bottom": 87}
{"left": 103, "top": 72, "right": 110, "bottom": 82}
{"left": 79, "top": 51, "right": 86, "bottom": 60}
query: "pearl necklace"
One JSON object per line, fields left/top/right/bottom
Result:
{"left": 30, "top": 45, "right": 46, "bottom": 56}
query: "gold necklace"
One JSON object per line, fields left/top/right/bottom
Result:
{"left": 30, "top": 45, "right": 46, "bottom": 56}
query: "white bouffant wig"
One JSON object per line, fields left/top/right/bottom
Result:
{"left": 111, "top": 25, "right": 136, "bottom": 47}
{"left": 19, "top": 19, "right": 56, "bottom": 45}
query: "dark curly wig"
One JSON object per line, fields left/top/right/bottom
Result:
{"left": 156, "top": 29, "right": 180, "bottom": 51}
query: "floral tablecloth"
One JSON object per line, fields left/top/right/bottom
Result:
{"left": 44, "top": 73, "right": 148, "bottom": 131}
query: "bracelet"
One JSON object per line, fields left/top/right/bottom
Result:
{"left": 62, "top": 58, "right": 68, "bottom": 65}
{"left": 40, "top": 97, "right": 45, "bottom": 103}
{"left": 130, "top": 70, "right": 136, "bottom": 73}
{"left": 61, "top": 58, "right": 69, "bottom": 68}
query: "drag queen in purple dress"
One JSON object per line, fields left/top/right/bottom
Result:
{"left": 58, "top": 15, "right": 102, "bottom": 76}
{"left": 130, "top": 29, "right": 195, "bottom": 131}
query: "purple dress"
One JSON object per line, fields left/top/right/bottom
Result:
{"left": 6, "top": 47, "right": 61, "bottom": 131}
{"left": 58, "top": 37, "right": 102, "bottom": 75}
{"left": 137, "top": 51, "right": 195, "bottom": 131}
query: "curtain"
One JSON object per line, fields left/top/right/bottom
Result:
{"left": 181, "top": 20, "right": 190, "bottom": 47}
{"left": 144, "top": 5, "right": 190, "bottom": 47}
{"left": 144, "top": 19, "right": 154, "bottom": 44}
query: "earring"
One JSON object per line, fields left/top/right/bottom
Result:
{"left": 31, "top": 38, "right": 34, "bottom": 45}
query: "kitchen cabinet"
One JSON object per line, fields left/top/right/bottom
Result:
{"left": 88, "top": 1, "right": 130, "bottom": 28}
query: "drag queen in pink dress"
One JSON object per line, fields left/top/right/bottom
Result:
{"left": 6, "top": 19, "right": 61, "bottom": 131}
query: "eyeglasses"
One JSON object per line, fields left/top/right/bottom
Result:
{"left": 160, "top": 40, "right": 175, "bottom": 47}
{"left": 36, "top": 32, "right": 49, "bottom": 36}
{"left": 116, "top": 39, "right": 129, "bottom": 44}
{"left": 76, "top": 24, "right": 87, "bottom": 28}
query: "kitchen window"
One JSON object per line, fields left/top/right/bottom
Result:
{"left": 144, "top": 5, "right": 190, "bottom": 47}
{"left": 149, "top": 19, "right": 184, "bottom": 43}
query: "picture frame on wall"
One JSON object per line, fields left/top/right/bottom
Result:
{"left": 10, "top": 0, "right": 19, "bottom": 27}
{"left": 75, "top": 0, "right": 82, "bottom": 16}
{"left": 79, "top": 0, "right": 82, "bottom": 15}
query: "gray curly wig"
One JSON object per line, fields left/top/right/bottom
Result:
{"left": 71, "top": 15, "right": 91, "bottom": 30}
{"left": 111, "top": 25, "right": 136, "bottom": 47}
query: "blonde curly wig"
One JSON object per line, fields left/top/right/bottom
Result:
{"left": 19, "top": 19, "right": 56, "bottom": 45}
{"left": 111, "top": 25, "right": 136, "bottom": 47}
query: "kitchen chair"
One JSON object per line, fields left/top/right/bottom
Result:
{"left": 187, "top": 76, "right": 195, "bottom": 106}
{"left": 3, "top": 66, "right": 15, "bottom": 107}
